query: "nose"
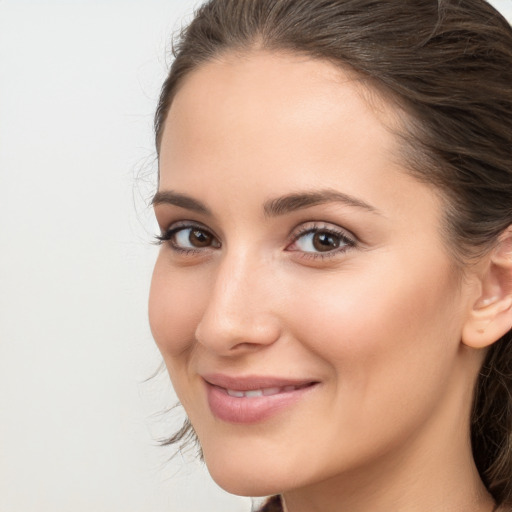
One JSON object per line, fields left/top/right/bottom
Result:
{"left": 194, "top": 249, "right": 282, "bottom": 355}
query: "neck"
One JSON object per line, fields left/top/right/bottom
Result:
{"left": 282, "top": 456, "right": 493, "bottom": 512}
{"left": 281, "top": 366, "right": 495, "bottom": 512}
{"left": 281, "top": 440, "right": 493, "bottom": 512}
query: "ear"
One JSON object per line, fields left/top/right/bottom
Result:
{"left": 462, "top": 226, "right": 512, "bottom": 349}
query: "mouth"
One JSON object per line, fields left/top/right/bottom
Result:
{"left": 221, "top": 382, "right": 314, "bottom": 398}
{"left": 202, "top": 374, "right": 319, "bottom": 424}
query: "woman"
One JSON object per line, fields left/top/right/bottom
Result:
{"left": 148, "top": 1, "right": 512, "bottom": 511}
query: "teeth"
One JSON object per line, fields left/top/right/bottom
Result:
{"left": 227, "top": 389, "right": 245, "bottom": 398}
{"left": 225, "top": 385, "right": 302, "bottom": 398}
{"left": 263, "top": 387, "right": 281, "bottom": 396}
{"left": 245, "top": 390, "right": 263, "bottom": 398}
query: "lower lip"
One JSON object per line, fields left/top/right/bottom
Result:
{"left": 205, "top": 382, "right": 317, "bottom": 424}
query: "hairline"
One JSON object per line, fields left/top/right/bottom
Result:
{"left": 156, "top": 44, "right": 480, "bottom": 274}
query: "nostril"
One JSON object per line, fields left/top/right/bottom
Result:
{"left": 229, "top": 341, "right": 264, "bottom": 351}
{"left": 194, "top": 303, "right": 282, "bottom": 354}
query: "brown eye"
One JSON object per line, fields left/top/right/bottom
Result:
{"left": 189, "top": 229, "right": 214, "bottom": 247}
{"left": 170, "top": 226, "right": 220, "bottom": 250}
{"left": 289, "top": 226, "right": 355, "bottom": 256}
{"left": 312, "top": 232, "right": 341, "bottom": 252}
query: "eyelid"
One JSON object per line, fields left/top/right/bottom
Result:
{"left": 286, "top": 222, "right": 357, "bottom": 258}
{"left": 157, "top": 219, "right": 215, "bottom": 237}
{"left": 155, "top": 219, "right": 357, "bottom": 260}
{"left": 155, "top": 221, "right": 221, "bottom": 251}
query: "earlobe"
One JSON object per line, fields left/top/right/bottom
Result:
{"left": 462, "top": 226, "right": 512, "bottom": 349}
{"left": 463, "top": 296, "right": 512, "bottom": 349}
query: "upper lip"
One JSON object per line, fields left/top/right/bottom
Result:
{"left": 201, "top": 373, "right": 318, "bottom": 391}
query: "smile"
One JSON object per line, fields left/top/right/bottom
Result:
{"left": 224, "top": 383, "right": 312, "bottom": 398}
{"left": 202, "top": 375, "right": 318, "bottom": 424}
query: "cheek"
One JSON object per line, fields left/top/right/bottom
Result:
{"left": 285, "top": 252, "right": 463, "bottom": 400}
{"left": 148, "top": 256, "right": 205, "bottom": 358}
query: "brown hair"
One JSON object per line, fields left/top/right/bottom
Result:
{"left": 154, "top": 0, "right": 512, "bottom": 505}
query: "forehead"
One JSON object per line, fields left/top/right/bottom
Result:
{"left": 161, "top": 51, "right": 402, "bottom": 182}
{"left": 158, "top": 50, "right": 444, "bottom": 235}
{"left": 166, "top": 50, "right": 398, "bottom": 132}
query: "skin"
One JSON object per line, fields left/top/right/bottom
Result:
{"left": 149, "top": 51, "right": 497, "bottom": 512}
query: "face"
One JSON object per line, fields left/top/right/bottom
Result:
{"left": 149, "top": 52, "right": 480, "bottom": 497}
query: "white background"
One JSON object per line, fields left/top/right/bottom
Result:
{"left": 1, "top": 1, "right": 511, "bottom": 511}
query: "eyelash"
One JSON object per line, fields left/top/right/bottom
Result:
{"left": 155, "top": 222, "right": 357, "bottom": 260}
{"left": 287, "top": 224, "right": 356, "bottom": 260}
{"left": 154, "top": 222, "right": 218, "bottom": 255}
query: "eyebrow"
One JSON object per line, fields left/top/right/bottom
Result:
{"left": 151, "top": 191, "right": 211, "bottom": 215}
{"left": 151, "top": 188, "right": 380, "bottom": 217}
{"left": 263, "top": 189, "right": 380, "bottom": 217}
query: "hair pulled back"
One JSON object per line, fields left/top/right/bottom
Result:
{"left": 154, "top": 0, "right": 512, "bottom": 505}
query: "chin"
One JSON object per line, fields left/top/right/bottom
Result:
{"left": 212, "top": 477, "right": 280, "bottom": 498}
{"left": 204, "top": 453, "right": 291, "bottom": 497}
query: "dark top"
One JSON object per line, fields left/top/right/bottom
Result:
{"left": 257, "top": 496, "right": 282, "bottom": 512}
{"left": 256, "top": 496, "right": 512, "bottom": 512}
